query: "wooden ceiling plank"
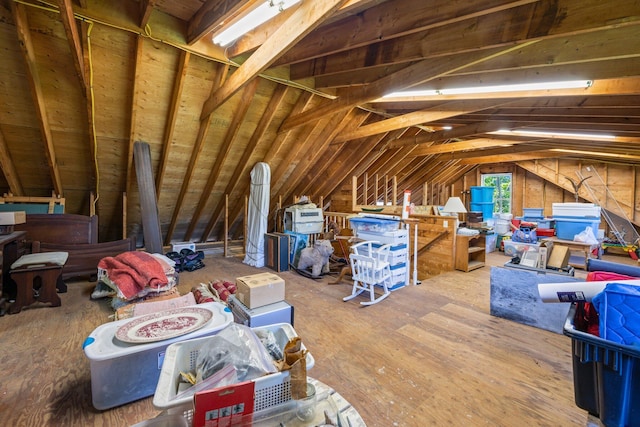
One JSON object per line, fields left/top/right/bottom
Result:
{"left": 164, "top": 63, "right": 229, "bottom": 244}
{"left": 81, "top": 21, "right": 98, "bottom": 206}
{"left": 0, "top": 129, "right": 24, "bottom": 196}
{"left": 200, "top": 0, "right": 349, "bottom": 120}
{"left": 280, "top": 42, "right": 538, "bottom": 132}
{"left": 55, "top": 0, "right": 87, "bottom": 92}
{"left": 157, "top": 50, "right": 191, "bottom": 200}
{"left": 11, "top": 2, "right": 63, "bottom": 196}
{"left": 202, "top": 84, "right": 290, "bottom": 242}
{"left": 278, "top": 0, "right": 537, "bottom": 66}
{"left": 187, "top": 0, "right": 252, "bottom": 45}
{"left": 185, "top": 79, "right": 260, "bottom": 241}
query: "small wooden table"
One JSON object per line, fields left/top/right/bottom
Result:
{"left": 540, "top": 237, "right": 599, "bottom": 270}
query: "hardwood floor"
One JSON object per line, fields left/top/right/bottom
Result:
{"left": 2, "top": 248, "right": 629, "bottom": 426}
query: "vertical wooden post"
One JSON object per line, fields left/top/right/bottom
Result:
{"left": 364, "top": 173, "right": 369, "bottom": 206}
{"left": 122, "top": 192, "right": 127, "bottom": 239}
{"left": 224, "top": 194, "right": 229, "bottom": 257}
{"left": 392, "top": 176, "right": 397, "bottom": 205}
{"left": 352, "top": 176, "right": 357, "bottom": 212}
{"left": 422, "top": 182, "right": 428, "bottom": 206}
{"left": 243, "top": 195, "right": 248, "bottom": 256}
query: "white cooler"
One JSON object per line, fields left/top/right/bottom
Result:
{"left": 83, "top": 302, "right": 233, "bottom": 410}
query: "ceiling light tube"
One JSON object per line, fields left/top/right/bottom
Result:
{"left": 213, "top": 0, "right": 301, "bottom": 47}
{"left": 493, "top": 129, "right": 616, "bottom": 140}
{"left": 383, "top": 80, "right": 592, "bottom": 99}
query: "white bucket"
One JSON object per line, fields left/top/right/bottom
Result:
{"left": 499, "top": 213, "right": 513, "bottom": 220}
{"left": 496, "top": 219, "right": 510, "bottom": 234}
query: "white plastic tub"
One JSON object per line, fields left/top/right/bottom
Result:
{"left": 552, "top": 203, "right": 601, "bottom": 218}
{"left": 83, "top": 302, "right": 233, "bottom": 410}
{"left": 153, "top": 323, "right": 314, "bottom": 421}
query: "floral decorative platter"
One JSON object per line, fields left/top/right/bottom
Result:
{"left": 115, "top": 307, "right": 212, "bottom": 344}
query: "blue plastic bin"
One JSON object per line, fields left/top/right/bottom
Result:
{"left": 470, "top": 202, "right": 494, "bottom": 220}
{"left": 554, "top": 216, "right": 601, "bottom": 240}
{"left": 564, "top": 303, "right": 640, "bottom": 427}
{"left": 470, "top": 186, "right": 494, "bottom": 203}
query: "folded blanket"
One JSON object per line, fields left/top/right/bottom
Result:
{"left": 98, "top": 251, "right": 169, "bottom": 300}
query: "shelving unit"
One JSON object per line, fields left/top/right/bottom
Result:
{"left": 455, "top": 233, "right": 486, "bottom": 272}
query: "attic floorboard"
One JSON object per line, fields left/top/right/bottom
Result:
{"left": 1, "top": 249, "right": 629, "bottom": 426}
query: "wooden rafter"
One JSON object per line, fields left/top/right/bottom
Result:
{"left": 201, "top": 84, "right": 290, "bottom": 242}
{"left": 11, "top": 2, "right": 63, "bottom": 196}
{"left": 0, "top": 129, "right": 24, "bottom": 196}
{"left": 187, "top": 0, "right": 252, "bottom": 45}
{"left": 200, "top": 0, "right": 349, "bottom": 120}
{"left": 126, "top": 35, "right": 145, "bottom": 195}
{"left": 55, "top": 0, "right": 87, "bottom": 92}
{"left": 164, "top": 63, "right": 229, "bottom": 244}
{"left": 157, "top": 50, "right": 191, "bottom": 199}
{"left": 184, "top": 78, "right": 259, "bottom": 241}
{"left": 278, "top": 0, "right": 538, "bottom": 66}
{"left": 280, "top": 42, "right": 538, "bottom": 132}
{"left": 334, "top": 100, "right": 515, "bottom": 144}
{"left": 139, "top": 0, "right": 157, "bottom": 29}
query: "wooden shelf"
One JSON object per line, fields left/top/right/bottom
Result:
{"left": 455, "top": 233, "right": 486, "bottom": 272}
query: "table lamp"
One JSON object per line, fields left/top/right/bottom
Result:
{"left": 442, "top": 196, "right": 467, "bottom": 227}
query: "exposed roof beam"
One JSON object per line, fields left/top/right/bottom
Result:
{"left": 164, "top": 63, "right": 229, "bottom": 243}
{"left": 55, "top": 0, "right": 87, "bottom": 92}
{"left": 200, "top": 0, "right": 349, "bottom": 120}
{"left": 407, "top": 137, "right": 535, "bottom": 157}
{"left": 139, "top": 0, "right": 157, "bottom": 29}
{"left": 184, "top": 78, "right": 259, "bottom": 241}
{"left": 387, "top": 122, "right": 512, "bottom": 149}
{"left": 289, "top": 0, "right": 640, "bottom": 79}
{"left": 280, "top": 42, "right": 538, "bottom": 132}
{"left": 187, "top": 0, "right": 252, "bottom": 45}
{"left": 202, "top": 84, "right": 290, "bottom": 242}
{"left": 11, "top": 2, "right": 63, "bottom": 195}
{"left": 157, "top": 50, "right": 191, "bottom": 202}
{"left": 0, "top": 129, "right": 24, "bottom": 196}
{"left": 126, "top": 36, "right": 145, "bottom": 195}
{"left": 277, "top": 0, "right": 537, "bottom": 66}
{"left": 334, "top": 100, "right": 514, "bottom": 143}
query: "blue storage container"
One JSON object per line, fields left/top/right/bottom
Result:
{"left": 523, "top": 208, "right": 544, "bottom": 218}
{"left": 564, "top": 303, "right": 640, "bottom": 427}
{"left": 470, "top": 202, "right": 494, "bottom": 220}
{"left": 470, "top": 186, "right": 494, "bottom": 203}
{"left": 554, "top": 216, "right": 601, "bottom": 240}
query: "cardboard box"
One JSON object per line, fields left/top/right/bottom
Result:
{"left": 548, "top": 245, "right": 571, "bottom": 269}
{"left": 0, "top": 211, "right": 26, "bottom": 225}
{"left": 235, "top": 273, "right": 285, "bottom": 309}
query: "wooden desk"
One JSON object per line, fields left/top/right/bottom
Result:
{"left": 0, "top": 231, "right": 27, "bottom": 315}
{"left": 541, "top": 237, "right": 598, "bottom": 270}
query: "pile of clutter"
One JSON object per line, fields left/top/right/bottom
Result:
{"left": 165, "top": 248, "right": 206, "bottom": 272}
{"left": 191, "top": 280, "right": 237, "bottom": 304}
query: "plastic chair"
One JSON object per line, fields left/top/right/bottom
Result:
{"left": 343, "top": 241, "right": 392, "bottom": 306}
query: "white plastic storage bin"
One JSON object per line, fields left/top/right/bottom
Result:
{"left": 83, "top": 302, "right": 233, "bottom": 410}
{"left": 552, "top": 203, "right": 601, "bottom": 218}
{"left": 153, "top": 323, "right": 315, "bottom": 422}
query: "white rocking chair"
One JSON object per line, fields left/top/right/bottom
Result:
{"left": 343, "top": 241, "right": 392, "bottom": 306}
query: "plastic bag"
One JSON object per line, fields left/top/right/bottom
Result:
{"left": 512, "top": 227, "right": 537, "bottom": 243}
{"left": 195, "top": 323, "right": 277, "bottom": 383}
{"left": 574, "top": 226, "right": 598, "bottom": 245}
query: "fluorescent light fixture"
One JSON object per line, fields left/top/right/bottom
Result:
{"left": 493, "top": 129, "right": 616, "bottom": 140}
{"left": 383, "top": 80, "right": 593, "bottom": 99}
{"left": 213, "top": 0, "right": 301, "bottom": 46}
